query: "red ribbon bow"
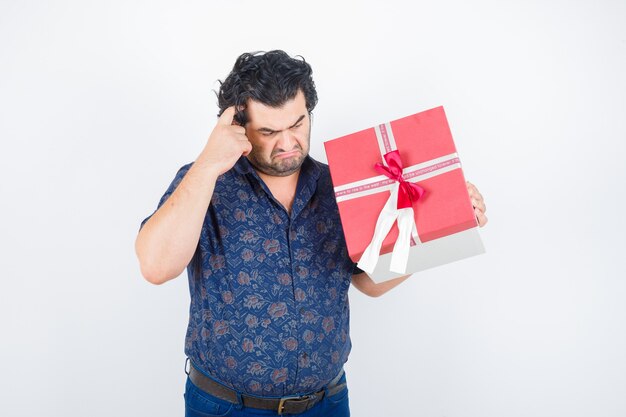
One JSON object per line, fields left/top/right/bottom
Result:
{"left": 374, "top": 150, "right": 425, "bottom": 209}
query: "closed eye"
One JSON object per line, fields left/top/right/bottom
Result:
{"left": 256, "top": 115, "right": 306, "bottom": 136}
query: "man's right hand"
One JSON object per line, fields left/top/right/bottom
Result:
{"left": 196, "top": 106, "right": 252, "bottom": 175}
{"left": 136, "top": 106, "right": 252, "bottom": 285}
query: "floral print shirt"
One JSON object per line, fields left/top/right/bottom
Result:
{"left": 141, "top": 156, "right": 354, "bottom": 396}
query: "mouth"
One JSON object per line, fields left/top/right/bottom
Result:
{"left": 273, "top": 149, "right": 301, "bottom": 159}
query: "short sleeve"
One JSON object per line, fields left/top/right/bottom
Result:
{"left": 352, "top": 263, "right": 365, "bottom": 275}
{"left": 139, "top": 163, "right": 193, "bottom": 231}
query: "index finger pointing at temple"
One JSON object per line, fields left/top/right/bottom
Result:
{"left": 218, "top": 106, "right": 237, "bottom": 125}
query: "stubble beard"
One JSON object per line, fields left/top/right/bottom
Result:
{"left": 247, "top": 133, "right": 311, "bottom": 177}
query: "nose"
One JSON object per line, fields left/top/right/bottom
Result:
{"left": 277, "top": 130, "right": 297, "bottom": 150}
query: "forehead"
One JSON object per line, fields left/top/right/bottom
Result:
{"left": 246, "top": 90, "right": 308, "bottom": 129}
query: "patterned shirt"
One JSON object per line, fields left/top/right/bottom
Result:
{"left": 140, "top": 156, "right": 355, "bottom": 396}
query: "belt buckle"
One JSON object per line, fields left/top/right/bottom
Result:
{"left": 277, "top": 394, "right": 310, "bottom": 415}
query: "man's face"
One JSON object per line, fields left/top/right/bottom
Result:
{"left": 244, "top": 90, "right": 311, "bottom": 177}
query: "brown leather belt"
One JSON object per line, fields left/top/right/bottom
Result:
{"left": 187, "top": 361, "right": 346, "bottom": 415}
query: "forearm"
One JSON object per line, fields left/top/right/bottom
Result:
{"left": 135, "top": 160, "right": 219, "bottom": 284}
{"left": 351, "top": 272, "right": 411, "bottom": 297}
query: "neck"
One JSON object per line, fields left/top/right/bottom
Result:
{"left": 257, "top": 169, "right": 301, "bottom": 214}
{"left": 257, "top": 169, "right": 300, "bottom": 192}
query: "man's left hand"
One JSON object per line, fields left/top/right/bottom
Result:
{"left": 466, "top": 181, "right": 488, "bottom": 227}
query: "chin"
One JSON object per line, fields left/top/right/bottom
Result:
{"left": 270, "top": 159, "right": 305, "bottom": 176}
{"left": 250, "top": 150, "right": 308, "bottom": 177}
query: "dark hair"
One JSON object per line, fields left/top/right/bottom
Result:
{"left": 217, "top": 50, "right": 318, "bottom": 125}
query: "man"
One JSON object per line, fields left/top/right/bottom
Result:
{"left": 136, "top": 50, "right": 487, "bottom": 416}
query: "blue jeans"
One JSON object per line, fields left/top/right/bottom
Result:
{"left": 184, "top": 373, "right": 350, "bottom": 417}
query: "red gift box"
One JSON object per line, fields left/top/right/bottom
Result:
{"left": 324, "top": 106, "right": 485, "bottom": 282}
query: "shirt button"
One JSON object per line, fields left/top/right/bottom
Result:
{"left": 299, "top": 307, "right": 305, "bottom": 314}
{"left": 302, "top": 352, "right": 308, "bottom": 359}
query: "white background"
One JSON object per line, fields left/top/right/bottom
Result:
{"left": 1, "top": 1, "right": 625, "bottom": 416}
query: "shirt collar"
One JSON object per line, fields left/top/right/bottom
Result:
{"left": 233, "top": 156, "right": 254, "bottom": 175}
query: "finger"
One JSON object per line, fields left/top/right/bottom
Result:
{"left": 240, "top": 139, "right": 252, "bottom": 156}
{"left": 218, "top": 106, "right": 237, "bottom": 125}
{"left": 471, "top": 198, "right": 486, "bottom": 213}
{"left": 231, "top": 125, "right": 247, "bottom": 135}
{"left": 467, "top": 187, "right": 484, "bottom": 206}
{"left": 475, "top": 208, "right": 488, "bottom": 227}
{"left": 466, "top": 182, "right": 477, "bottom": 196}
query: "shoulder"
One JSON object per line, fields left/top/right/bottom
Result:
{"left": 307, "top": 157, "right": 332, "bottom": 184}
{"left": 161, "top": 162, "right": 194, "bottom": 192}
{"left": 306, "top": 157, "right": 337, "bottom": 203}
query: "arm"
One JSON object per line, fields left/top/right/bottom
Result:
{"left": 135, "top": 162, "right": 219, "bottom": 285}
{"left": 135, "top": 107, "right": 251, "bottom": 285}
{"left": 351, "top": 272, "right": 411, "bottom": 297}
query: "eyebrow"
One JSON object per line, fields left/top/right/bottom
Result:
{"left": 257, "top": 115, "right": 306, "bottom": 134}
